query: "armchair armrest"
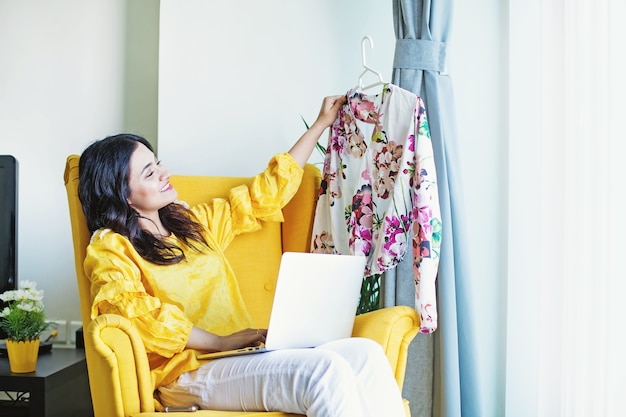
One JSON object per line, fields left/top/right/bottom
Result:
{"left": 351, "top": 306, "right": 420, "bottom": 392}
{"left": 86, "top": 314, "right": 156, "bottom": 417}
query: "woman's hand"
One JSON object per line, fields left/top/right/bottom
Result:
{"left": 313, "top": 95, "right": 347, "bottom": 130}
{"left": 215, "top": 328, "right": 267, "bottom": 352}
{"left": 288, "top": 94, "right": 347, "bottom": 167}
{"left": 186, "top": 326, "right": 266, "bottom": 352}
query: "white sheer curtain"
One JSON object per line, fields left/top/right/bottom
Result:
{"left": 508, "top": 0, "right": 626, "bottom": 416}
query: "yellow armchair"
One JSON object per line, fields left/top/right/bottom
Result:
{"left": 64, "top": 155, "right": 420, "bottom": 417}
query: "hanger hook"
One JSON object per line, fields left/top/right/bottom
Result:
{"left": 361, "top": 36, "right": 374, "bottom": 67}
{"left": 356, "top": 35, "right": 385, "bottom": 91}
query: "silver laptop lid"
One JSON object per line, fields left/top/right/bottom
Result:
{"left": 264, "top": 252, "right": 366, "bottom": 350}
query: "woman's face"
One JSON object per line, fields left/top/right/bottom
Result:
{"left": 126, "top": 143, "right": 178, "bottom": 218}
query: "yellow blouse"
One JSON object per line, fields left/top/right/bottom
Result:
{"left": 83, "top": 153, "right": 303, "bottom": 388}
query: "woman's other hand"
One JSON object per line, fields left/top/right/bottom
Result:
{"left": 186, "top": 326, "right": 267, "bottom": 352}
{"left": 216, "top": 328, "right": 267, "bottom": 352}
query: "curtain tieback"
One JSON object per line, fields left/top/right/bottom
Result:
{"left": 393, "top": 39, "right": 448, "bottom": 74}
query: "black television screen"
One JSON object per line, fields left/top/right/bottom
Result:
{"left": 0, "top": 155, "right": 18, "bottom": 295}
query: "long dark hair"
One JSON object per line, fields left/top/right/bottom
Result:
{"left": 78, "top": 133, "right": 209, "bottom": 265}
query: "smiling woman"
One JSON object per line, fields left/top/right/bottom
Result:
{"left": 73, "top": 96, "right": 408, "bottom": 416}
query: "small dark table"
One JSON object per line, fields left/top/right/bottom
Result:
{"left": 0, "top": 348, "right": 93, "bottom": 417}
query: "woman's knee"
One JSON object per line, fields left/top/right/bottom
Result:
{"left": 305, "top": 348, "right": 357, "bottom": 384}
{"left": 319, "top": 337, "right": 387, "bottom": 370}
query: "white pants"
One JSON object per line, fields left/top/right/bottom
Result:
{"left": 158, "top": 337, "right": 406, "bottom": 417}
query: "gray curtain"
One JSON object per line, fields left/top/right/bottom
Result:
{"left": 385, "top": 0, "right": 482, "bottom": 416}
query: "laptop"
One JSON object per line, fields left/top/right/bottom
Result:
{"left": 196, "top": 252, "right": 366, "bottom": 360}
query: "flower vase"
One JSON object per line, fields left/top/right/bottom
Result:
{"left": 5, "top": 339, "right": 40, "bottom": 373}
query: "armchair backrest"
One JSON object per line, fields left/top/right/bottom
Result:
{"left": 64, "top": 154, "right": 322, "bottom": 330}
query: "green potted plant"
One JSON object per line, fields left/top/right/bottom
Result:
{"left": 0, "top": 280, "right": 51, "bottom": 372}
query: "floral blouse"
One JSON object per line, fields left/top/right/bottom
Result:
{"left": 310, "top": 84, "right": 441, "bottom": 333}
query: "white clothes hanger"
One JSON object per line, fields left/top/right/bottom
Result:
{"left": 355, "top": 35, "right": 386, "bottom": 91}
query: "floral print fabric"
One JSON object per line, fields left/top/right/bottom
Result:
{"left": 310, "top": 84, "right": 441, "bottom": 333}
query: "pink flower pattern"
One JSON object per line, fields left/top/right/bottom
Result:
{"left": 311, "top": 84, "right": 441, "bottom": 333}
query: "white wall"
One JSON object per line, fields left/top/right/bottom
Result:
{"left": 0, "top": 0, "right": 159, "bottom": 326}
{"left": 158, "top": 0, "right": 395, "bottom": 175}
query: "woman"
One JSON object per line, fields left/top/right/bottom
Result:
{"left": 78, "top": 95, "right": 406, "bottom": 417}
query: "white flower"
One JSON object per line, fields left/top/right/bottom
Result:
{"left": 17, "top": 301, "right": 42, "bottom": 312}
{"left": 0, "top": 288, "right": 41, "bottom": 302}
{"left": 0, "top": 307, "right": 10, "bottom": 317}
{"left": 27, "top": 289, "right": 44, "bottom": 301}
{"left": 0, "top": 289, "right": 24, "bottom": 302}
{"left": 18, "top": 280, "right": 37, "bottom": 290}
{"left": 15, "top": 289, "right": 33, "bottom": 301}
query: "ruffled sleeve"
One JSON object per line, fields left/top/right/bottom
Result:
{"left": 84, "top": 229, "right": 193, "bottom": 357}
{"left": 192, "top": 152, "right": 303, "bottom": 249}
